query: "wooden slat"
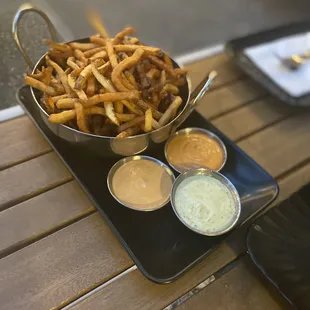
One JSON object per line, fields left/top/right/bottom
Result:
{"left": 196, "top": 79, "right": 267, "bottom": 120}
{"left": 238, "top": 111, "right": 310, "bottom": 177}
{"left": 178, "top": 256, "right": 291, "bottom": 310}
{"left": 0, "top": 116, "right": 51, "bottom": 170}
{"left": 0, "top": 152, "right": 72, "bottom": 210}
{"left": 186, "top": 53, "right": 243, "bottom": 89}
{"left": 212, "top": 97, "right": 295, "bottom": 141}
{"left": 70, "top": 229, "right": 246, "bottom": 310}
{"left": 0, "top": 181, "right": 94, "bottom": 257}
{"left": 0, "top": 213, "right": 132, "bottom": 310}
{"left": 277, "top": 162, "right": 310, "bottom": 202}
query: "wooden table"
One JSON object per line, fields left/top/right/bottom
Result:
{"left": 1, "top": 52, "right": 309, "bottom": 310}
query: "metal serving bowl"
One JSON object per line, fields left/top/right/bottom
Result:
{"left": 164, "top": 127, "right": 227, "bottom": 173}
{"left": 170, "top": 168, "right": 241, "bottom": 236}
{"left": 13, "top": 4, "right": 217, "bottom": 158}
{"left": 107, "top": 155, "right": 175, "bottom": 211}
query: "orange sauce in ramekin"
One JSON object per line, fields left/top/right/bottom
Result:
{"left": 166, "top": 132, "right": 225, "bottom": 172}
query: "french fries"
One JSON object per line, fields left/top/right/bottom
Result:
{"left": 25, "top": 14, "right": 188, "bottom": 138}
{"left": 144, "top": 109, "right": 152, "bottom": 132}
{"left": 75, "top": 102, "right": 90, "bottom": 133}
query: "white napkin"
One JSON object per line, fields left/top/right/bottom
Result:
{"left": 245, "top": 33, "right": 310, "bottom": 97}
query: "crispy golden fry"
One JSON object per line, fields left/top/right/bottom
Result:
{"left": 115, "top": 113, "right": 136, "bottom": 122}
{"left": 41, "top": 67, "right": 54, "bottom": 85}
{"left": 160, "top": 70, "right": 166, "bottom": 86}
{"left": 146, "top": 68, "right": 161, "bottom": 80}
{"left": 68, "top": 74, "right": 88, "bottom": 101}
{"left": 71, "top": 67, "right": 83, "bottom": 78}
{"left": 75, "top": 102, "right": 90, "bottom": 133}
{"left": 69, "top": 42, "right": 99, "bottom": 51}
{"left": 144, "top": 108, "right": 152, "bottom": 132}
{"left": 136, "top": 100, "right": 162, "bottom": 119}
{"left": 173, "top": 68, "right": 188, "bottom": 75}
{"left": 123, "top": 37, "right": 139, "bottom": 45}
{"left": 163, "top": 84, "right": 179, "bottom": 95}
{"left": 67, "top": 57, "right": 80, "bottom": 70}
{"left": 90, "top": 35, "right": 106, "bottom": 46}
{"left": 91, "top": 63, "right": 116, "bottom": 92}
{"left": 84, "top": 46, "right": 106, "bottom": 57}
{"left": 152, "top": 118, "right": 160, "bottom": 129}
{"left": 84, "top": 91, "right": 139, "bottom": 108}
{"left": 148, "top": 55, "right": 177, "bottom": 77}
{"left": 86, "top": 75, "right": 96, "bottom": 97}
{"left": 45, "top": 97, "right": 55, "bottom": 113}
{"left": 158, "top": 96, "right": 182, "bottom": 126}
{"left": 48, "top": 110, "right": 76, "bottom": 123}
{"left": 117, "top": 115, "right": 145, "bottom": 132}
{"left": 76, "top": 60, "right": 85, "bottom": 68}
{"left": 104, "top": 102, "right": 119, "bottom": 125}
{"left": 51, "top": 94, "right": 68, "bottom": 103}
{"left": 50, "top": 82, "right": 65, "bottom": 94}
{"left": 44, "top": 40, "right": 71, "bottom": 52}
{"left": 163, "top": 53, "right": 173, "bottom": 69}
{"left": 85, "top": 106, "right": 106, "bottom": 116}
{"left": 64, "top": 68, "right": 71, "bottom": 75}
{"left": 87, "top": 11, "right": 109, "bottom": 39}
{"left": 74, "top": 59, "right": 104, "bottom": 90}
{"left": 47, "top": 56, "right": 75, "bottom": 96}
{"left": 121, "top": 100, "right": 143, "bottom": 115}
{"left": 56, "top": 98, "right": 80, "bottom": 109}
{"left": 89, "top": 50, "right": 108, "bottom": 60}
{"left": 24, "top": 76, "right": 57, "bottom": 96}
{"left": 111, "top": 48, "right": 144, "bottom": 91}
{"left": 74, "top": 49, "right": 88, "bottom": 66}
{"left": 114, "top": 45, "right": 160, "bottom": 55}
{"left": 116, "top": 126, "right": 139, "bottom": 138}
{"left": 97, "top": 61, "right": 111, "bottom": 73}
{"left": 124, "top": 71, "right": 138, "bottom": 89}
{"left": 48, "top": 50, "right": 74, "bottom": 59}
{"left": 115, "top": 102, "right": 123, "bottom": 113}
{"left": 106, "top": 39, "right": 118, "bottom": 69}
{"left": 113, "top": 27, "right": 135, "bottom": 44}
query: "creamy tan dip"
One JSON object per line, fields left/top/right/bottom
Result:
{"left": 174, "top": 175, "right": 237, "bottom": 234}
{"left": 112, "top": 159, "right": 173, "bottom": 210}
{"left": 166, "top": 132, "right": 225, "bottom": 172}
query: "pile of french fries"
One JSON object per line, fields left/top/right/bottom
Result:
{"left": 24, "top": 12, "right": 188, "bottom": 138}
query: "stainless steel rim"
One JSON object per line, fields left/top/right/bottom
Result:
{"left": 170, "top": 168, "right": 241, "bottom": 236}
{"left": 107, "top": 155, "right": 175, "bottom": 212}
{"left": 164, "top": 127, "right": 228, "bottom": 174}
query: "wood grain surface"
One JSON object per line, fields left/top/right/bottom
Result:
{"left": 213, "top": 96, "right": 296, "bottom": 141}
{"left": 0, "top": 214, "right": 132, "bottom": 310}
{"left": 0, "top": 181, "right": 94, "bottom": 258}
{"left": 177, "top": 256, "right": 291, "bottom": 310}
{"left": 196, "top": 79, "right": 266, "bottom": 120}
{"left": 238, "top": 111, "right": 310, "bottom": 177}
{"left": 0, "top": 152, "right": 72, "bottom": 211}
{"left": 186, "top": 53, "right": 243, "bottom": 89}
{"left": 0, "top": 116, "right": 51, "bottom": 170}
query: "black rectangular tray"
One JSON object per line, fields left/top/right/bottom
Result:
{"left": 225, "top": 21, "right": 310, "bottom": 106}
{"left": 17, "top": 85, "right": 278, "bottom": 283}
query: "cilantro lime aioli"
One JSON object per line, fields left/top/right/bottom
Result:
{"left": 174, "top": 175, "right": 237, "bottom": 233}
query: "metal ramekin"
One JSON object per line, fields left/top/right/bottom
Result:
{"left": 164, "top": 127, "right": 227, "bottom": 174}
{"left": 107, "top": 155, "right": 175, "bottom": 211}
{"left": 170, "top": 168, "right": 241, "bottom": 236}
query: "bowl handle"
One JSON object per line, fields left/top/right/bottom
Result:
{"left": 173, "top": 71, "right": 217, "bottom": 130}
{"left": 12, "top": 3, "right": 57, "bottom": 70}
